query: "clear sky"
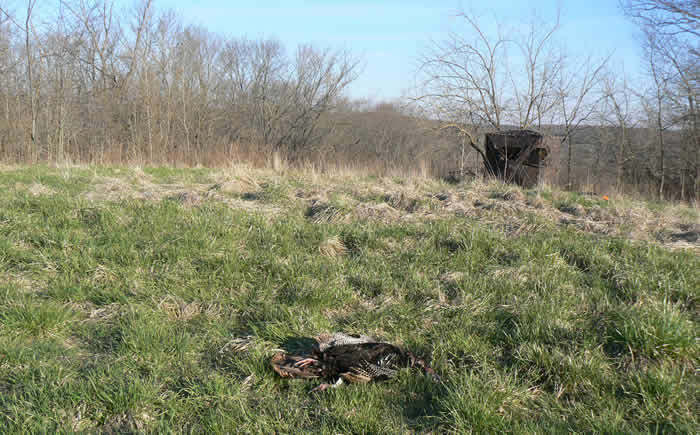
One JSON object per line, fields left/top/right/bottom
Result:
{"left": 158, "top": 0, "right": 643, "bottom": 101}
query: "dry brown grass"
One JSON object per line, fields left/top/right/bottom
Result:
{"left": 319, "top": 236, "right": 347, "bottom": 258}
{"left": 157, "top": 295, "right": 202, "bottom": 321}
{"left": 156, "top": 295, "right": 223, "bottom": 322}
{"left": 10, "top": 182, "right": 57, "bottom": 196}
{"left": 87, "top": 303, "right": 122, "bottom": 323}
{"left": 1, "top": 271, "right": 42, "bottom": 294}
{"left": 66, "top": 165, "right": 700, "bottom": 250}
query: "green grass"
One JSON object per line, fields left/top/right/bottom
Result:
{"left": 0, "top": 166, "right": 698, "bottom": 433}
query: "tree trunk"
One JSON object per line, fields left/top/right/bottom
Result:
{"left": 58, "top": 65, "right": 65, "bottom": 164}
{"left": 566, "top": 131, "right": 573, "bottom": 190}
{"left": 460, "top": 136, "right": 465, "bottom": 178}
{"left": 25, "top": 2, "right": 36, "bottom": 158}
{"left": 689, "top": 95, "right": 700, "bottom": 201}
{"left": 617, "top": 126, "right": 626, "bottom": 191}
{"left": 657, "top": 111, "right": 664, "bottom": 200}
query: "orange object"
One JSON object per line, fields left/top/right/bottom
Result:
{"left": 602, "top": 195, "right": 609, "bottom": 201}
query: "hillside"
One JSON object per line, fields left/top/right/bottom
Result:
{"left": 0, "top": 165, "right": 698, "bottom": 432}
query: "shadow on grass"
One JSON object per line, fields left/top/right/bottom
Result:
{"left": 397, "top": 375, "right": 449, "bottom": 431}
{"left": 280, "top": 336, "right": 318, "bottom": 355}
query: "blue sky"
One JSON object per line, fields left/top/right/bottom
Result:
{"left": 159, "top": 0, "right": 643, "bottom": 101}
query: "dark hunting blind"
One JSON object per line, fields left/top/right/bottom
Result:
{"left": 483, "top": 129, "right": 561, "bottom": 187}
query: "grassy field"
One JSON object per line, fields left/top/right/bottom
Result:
{"left": 0, "top": 165, "right": 698, "bottom": 433}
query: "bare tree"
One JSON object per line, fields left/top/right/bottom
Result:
{"left": 122, "top": 0, "right": 153, "bottom": 89}
{"left": 600, "top": 72, "right": 639, "bottom": 191}
{"left": 512, "top": 14, "right": 563, "bottom": 130}
{"left": 25, "top": 0, "right": 37, "bottom": 154}
{"left": 621, "top": 0, "right": 699, "bottom": 199}
{"left": 556, "top": 55, "right": 608, "bottom": 189}
{"left": 416, "top": 12, "right": 508, "bottom": 149}
{"left": 415, "top": 10, "right": 562, "bottom": 176}
{"left": 277, "top": 45, "right": 360, "bottom": 155}
{"left": 640, "top": 29, "right": 673, "bottom": 198}
{"left": 218, "top": 39, "right": 359, "bottom": 158}
{"left": 0, "top": 5, "right": 23, "bottom": 159}
{"left": 620, "top": 0, "right": 700, "bottom": 37}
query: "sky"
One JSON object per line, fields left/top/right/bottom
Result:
{"left": 159, "top": 0, "right": 644, "bottom": 101}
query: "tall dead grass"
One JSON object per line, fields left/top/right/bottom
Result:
{"left": 1, "top": 141, "right": 696, "bottom": 205}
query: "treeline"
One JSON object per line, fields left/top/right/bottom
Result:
{"left": 0, "top": 0, "right": 364, "bottom": 165}
{"left": 0, "top": 0, "right": 697, "bottom": 200}
{"left": 617, "top": 0, "right": 699, "bottom": 200}
{"left": 0, "top": 1, "right": 456, "bottom": 173}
